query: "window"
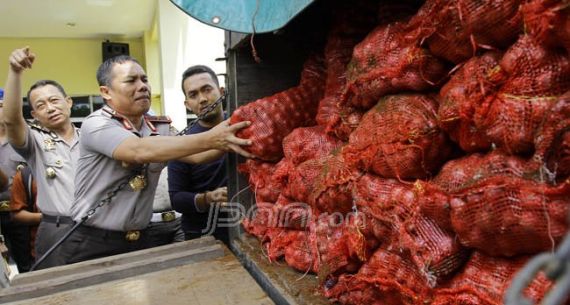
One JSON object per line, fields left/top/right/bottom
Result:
{"left": 70, "top": 96, "right": 91, "bottom": 118}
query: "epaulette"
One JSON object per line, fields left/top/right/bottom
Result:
{"left": 26, "top": 120, "right": 51, "bottom": 134}
{"left": 102, "top": 106, "right": 134, "bottom": 130}
{"left": 144, "top": 115, "right": 172, "bottom": 133}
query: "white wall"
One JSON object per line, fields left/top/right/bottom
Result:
{"left": 157, "top": 0, "right": 226, "bottom": 130}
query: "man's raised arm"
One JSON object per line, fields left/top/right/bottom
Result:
{"left": 3, "top": 47, "right": 35, "bottom": 148}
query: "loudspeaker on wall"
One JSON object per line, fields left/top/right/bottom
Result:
{"left": 102, "top": 42, "right": 130, "bottom": 62}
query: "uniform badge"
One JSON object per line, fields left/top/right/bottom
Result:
{"left": 129, "top": 175, "right": 147, "bottom": 191}
{"left": 46, "top": 167, "right": 57, "bottom": 178}
{"left": 43, "top": 139, "right": 56, "bottom": 151}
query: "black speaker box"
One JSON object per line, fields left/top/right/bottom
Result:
{"left": 102, "top": 42, "right": 130, "bottom": 62}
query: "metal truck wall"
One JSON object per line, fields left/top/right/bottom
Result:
{"left": 225, "top": 0, "right": 328, "bottom": 243}
{"left": 223, "top": 2, "right": 330, "bottom": 304}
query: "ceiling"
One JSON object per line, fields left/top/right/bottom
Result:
{"left": 0, "top": 0, "right": 156, "bottom": 39}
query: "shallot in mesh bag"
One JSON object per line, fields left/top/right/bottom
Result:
{"left": 475, "top": 35, "right": 570, "bottom": 155}
{"left": 341, "top": 22, "right": 448, "bottom": 110}
{"left": 438, "top": 52, "right": 504, "bottom": 152}
{"left": 230, "top": 56, "right": 325, "bottom": 161}
{"left": 343, "top": 94, "right": 452, "bottom": 180}
{"left": 534, "top": 91, "right": 570, "bottom": 182}
{"left": 432, "top": 252, "right": 554, "bottom": 305}
{"left": 411, "top": 0, "right": 522, "bottom": 64}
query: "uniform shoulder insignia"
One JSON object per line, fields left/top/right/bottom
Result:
{"left": 26, "top": 120, "right": 50, "bottom": 133}
{"left": 102, "top": 106, "right": 133, "bottom": 130}
{"left": 144, "top": 115, "right": 172, "bottom": 133}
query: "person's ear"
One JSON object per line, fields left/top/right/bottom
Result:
{"left": 184, "top": 99, "right": 192, "bottom": 112}
{"left": 100, "top": 86, "right": 111, "bottom": 101}
{"left": 219, "top": 87, "right": 225, "bottom": 96}
{"left": 65, "top": 96, "right": 73, "bottom": 109}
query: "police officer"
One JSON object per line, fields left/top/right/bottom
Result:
{"left": 4, "top": 47, "right": 80, "bottom": 269}
{"left": 62, "top": 55, "right": 253, "bottom": 264}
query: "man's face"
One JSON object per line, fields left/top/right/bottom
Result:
{"left": 29, "top": 85, "right": 72, "bottom": 130}
{"left": 102, "top": 61, "right": 151, "bottom": 117}
{"left": 183, "top": 73, "right": 223, "bottom": 123}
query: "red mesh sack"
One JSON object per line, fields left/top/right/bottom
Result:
{"left": 418, "top": 151, "right": 535, "bottom": 231}
{"left": 324, "top": 247, "right": 432, "bottom": 305}
{"left": 318, "top": 96, "right": 364, "bottom": 141}
{"left": 341, "top": 22, "right": 448, "bottom": 110}
{"left": 398, "top": 214, "right": 470, "bottom": 286}
{"left": 353, "top": 174, "right": 416, "bottom": 238}
{"left": 450, "top": 176, "right": 570, "bottom": 256}
{"left": 522, "top": 0, "right": 570, "bottom": 53}
{"left": 264, "top": 228, "right": 312, "bottom": 267}
{"left": 282, "top": 126, "right": 343, "bottom": 166}
{"left": 432, "top": 252, "right": 554, "bottom": 305}
{"left": 242, "top": 202, "right": 277, "bottom": 239}
{"left": 287, "top": 153, "right": 361, "bottom": 214}
{"left": 243, "top": 196, "right": 308, "bottom": 239}
{"left": 433, "top": 151, "right": 534, "bottom": 193}
{"left": 317, "top": 38, "right": 364, "bottom": 140}
{"left": 343, "top": 94, "right": 453, "bottom": 180}
{"left": 534, "top": 92, "right": 570, "bottom": 182}
{"left": 270, "top": 195, "right": 311, "bottom": 230}
{"left": 412, "top": 0, "right": 522, "bottom": 64}
{"left": 352, "top": 174, "right": 466, "bottom": 283}
{"left": 475, "top": 36, "right": 570, "bottom": 155}
{"left": 438, "top": 52, "right": 504, "bottom": 152}
{"left": 312, "top": 213, "right": 381, "bottom": 281}
{"left": 283, "top": 229, "right": 317, "bottom": 273}
{"left": 230, "top": 56, "right": 325, "bottom": 161}
{"left": 415, "top": 181, "right": 454, "bottom": 232}
{"left": 316, "top": 0, "right": 416, "bottom": 140}
{"left": 238, "top": 159, "right": 291, "bottom": 203}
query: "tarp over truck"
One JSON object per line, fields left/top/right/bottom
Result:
{"left": 169, "top": 0, "right": 315, "bottom": 33}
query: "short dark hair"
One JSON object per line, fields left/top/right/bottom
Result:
{"left": 96, "top": 55, "right": 141, "bottom": 87}
{"left": 26, "top": 80, "right": 68, "bottom": 108}
{"left": 181, "top": 65, "right": 219, "bottom": 96}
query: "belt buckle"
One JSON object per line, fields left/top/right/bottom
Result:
{"left": 125, "top": 230, "right": 141, "bottom": 242}
{"left": 161, "top": 211, "right": 175, "bottom": 222}
{"left": 0, "top": 201, "right": 10, "bottom": 212}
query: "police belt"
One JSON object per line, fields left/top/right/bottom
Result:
{"left": 42, "top": 214, "right": 75, "bottom": 225}
{"left": 76, "top": 225, "right": 146, "bottom": 242}
{"left": 150, "top": 210, "right": 182, "bottom": 223}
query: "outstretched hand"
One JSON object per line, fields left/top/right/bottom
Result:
{"left": 206, "top": 186, "right": 228, "bottom": 203}
{"left": 9, "top": 47, "right": 35, "bottom": 73}
{"left": 209, "top": 119, "right": 255, "bottom": 158}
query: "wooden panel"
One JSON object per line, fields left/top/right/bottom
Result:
{"left": 6, "top": 251, "right": 274, "bottom": 305}
{"left": 1, "top": 239, "right": 226, "bottom": 303}
{"left": 12, "top": 236, "right": 218, "bottom": 286}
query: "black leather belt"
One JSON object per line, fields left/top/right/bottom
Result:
{"left": 76, "top": 225, "right": 145, "bottom": 242}
{"left": 42, "top": 214, "right": 74, "bottom": 225}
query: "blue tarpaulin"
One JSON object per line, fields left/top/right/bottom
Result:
{"left": 169, "top": 0, "right": 316, "bottom": 34}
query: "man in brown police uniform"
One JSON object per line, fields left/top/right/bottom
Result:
{"left": 3, "top": 47, "right": 80, "bottom": 269}
{"left": 61, "top": 55, "right": 253, "bottom": 263}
